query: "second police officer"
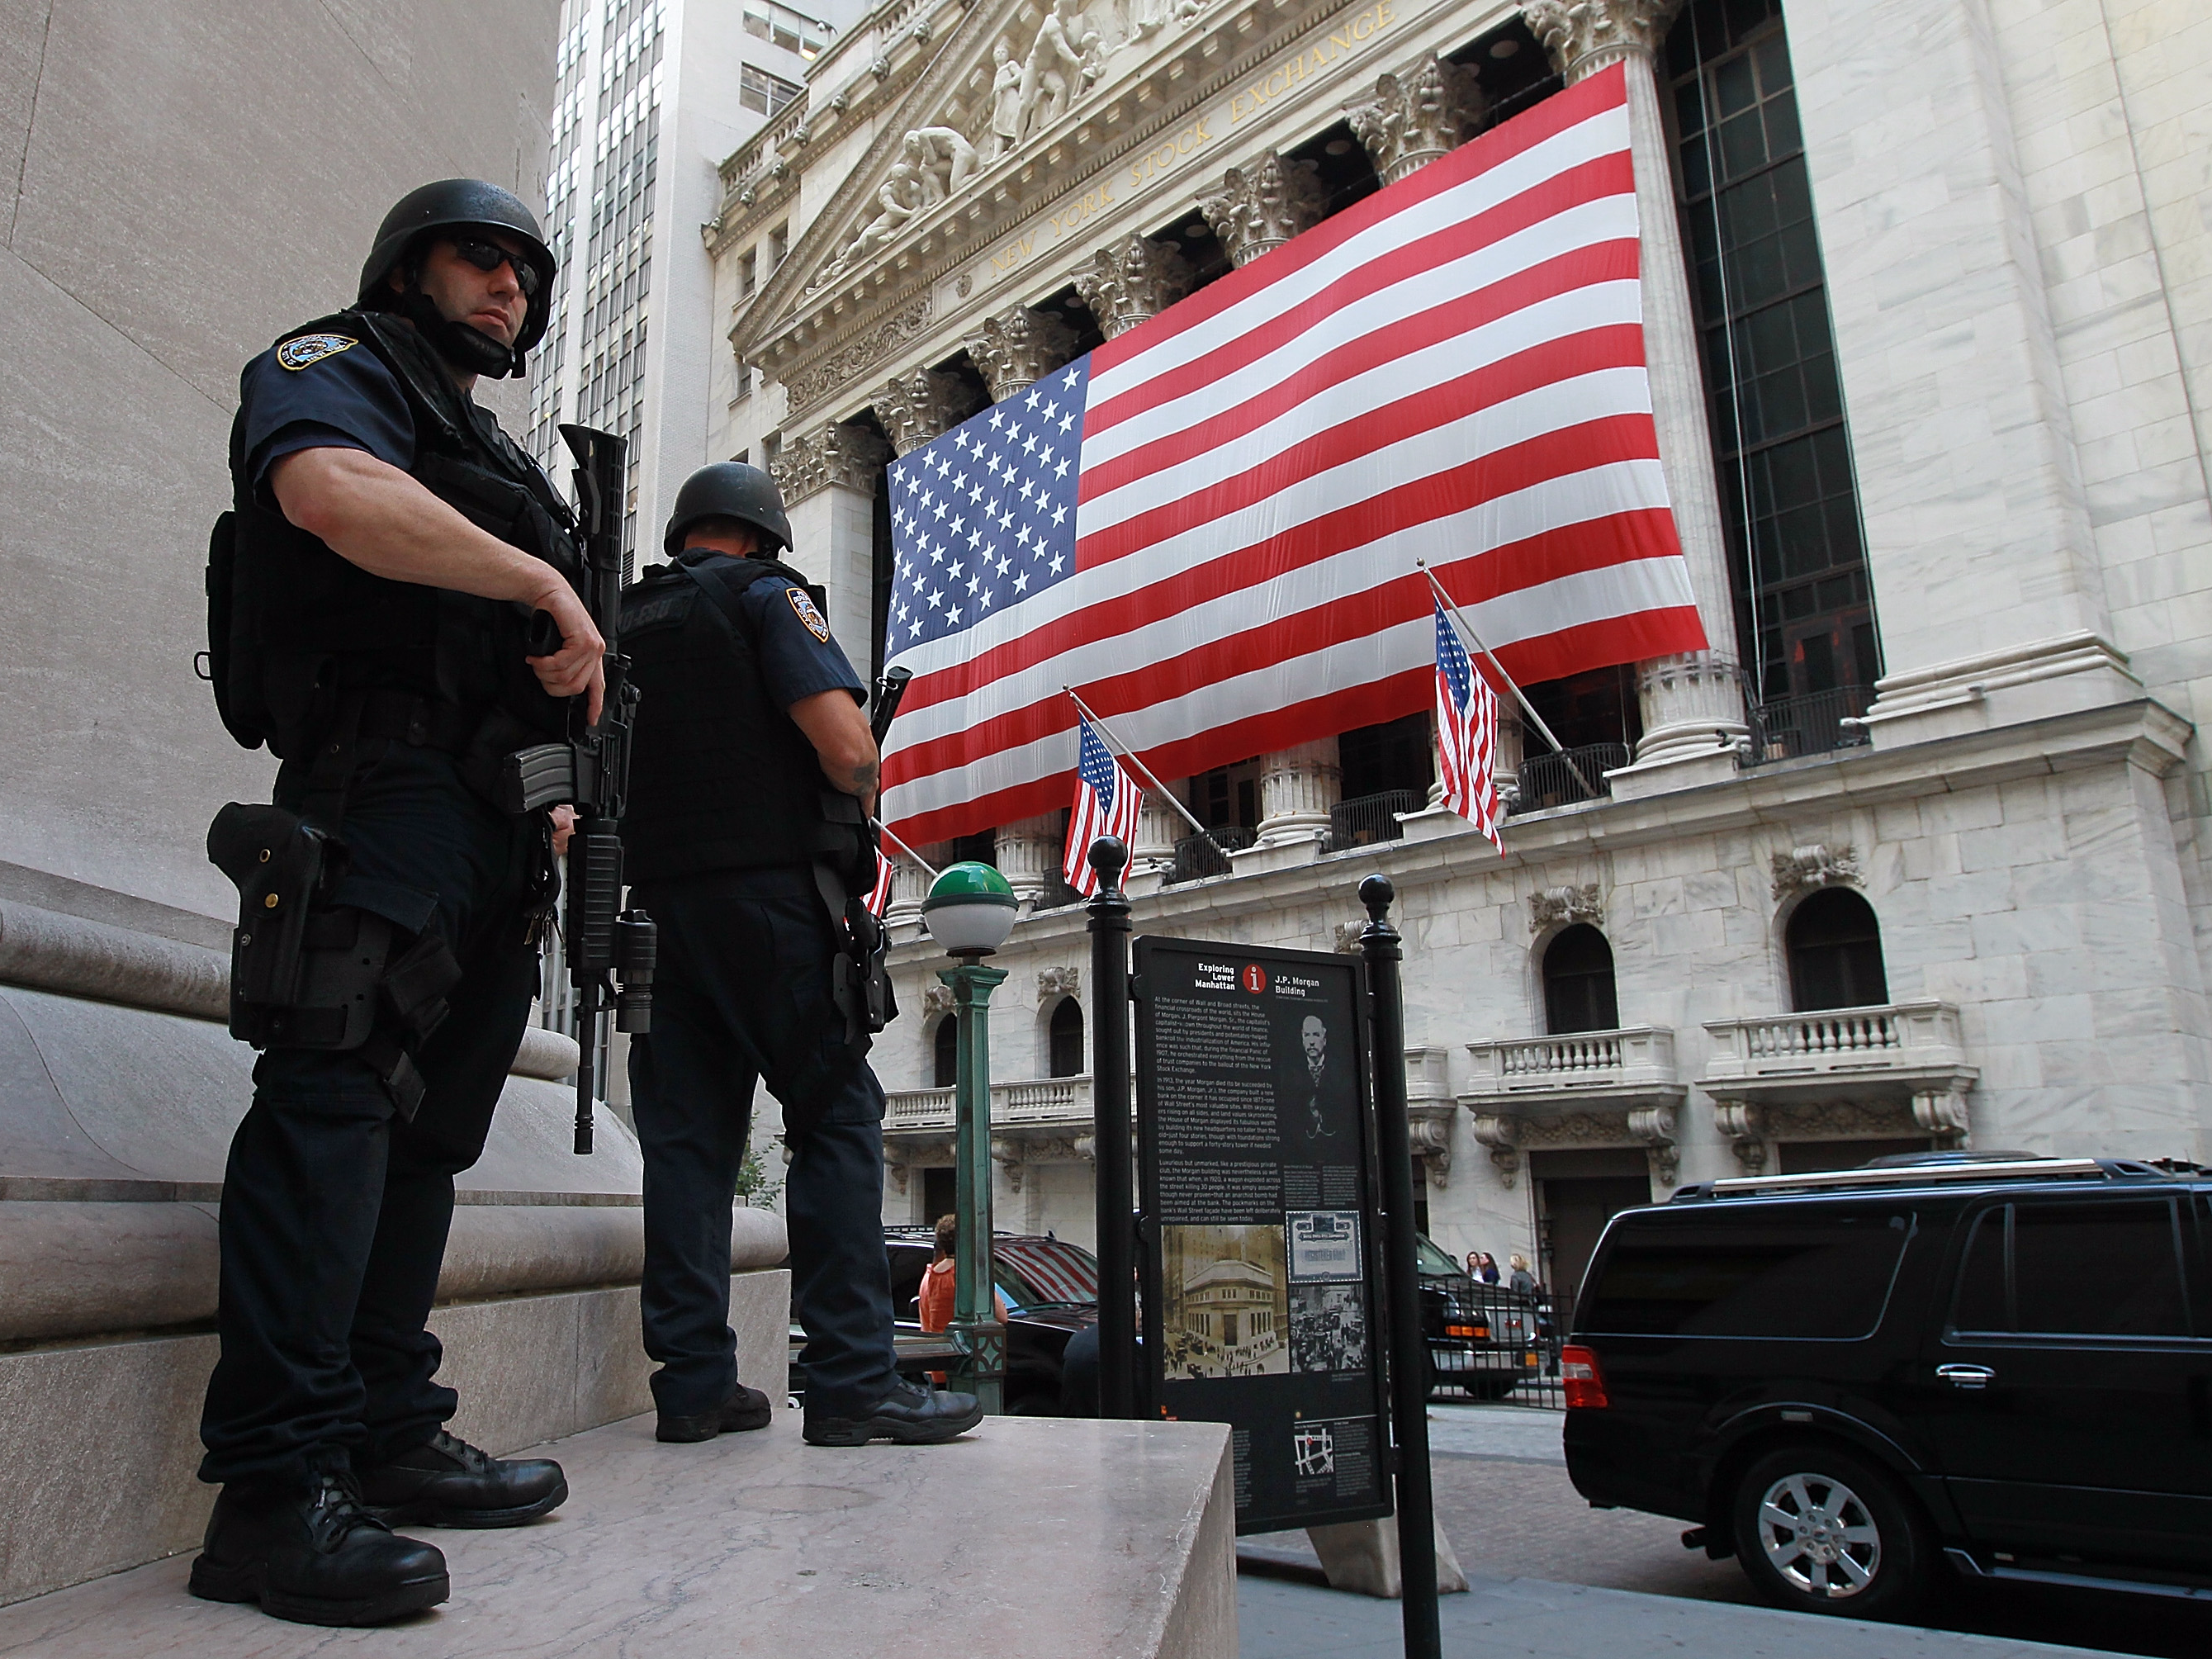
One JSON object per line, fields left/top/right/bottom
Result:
{"left": 618, "top": 464, "right": 984, "bottom": 1447}
{"left": 193, "top": 180, "right": 603, "bottom": 1626}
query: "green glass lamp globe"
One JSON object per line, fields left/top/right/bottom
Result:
{"left": 921, "top": 860, "right": 1019, "bottom": 953}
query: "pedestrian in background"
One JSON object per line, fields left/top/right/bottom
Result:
{"left": 1509, "top": 1254, "right": 1538, "bottom": 1296}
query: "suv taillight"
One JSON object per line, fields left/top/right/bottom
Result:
{"left": 1561, "top": 1344, "right": 1608, "bottom": 1409}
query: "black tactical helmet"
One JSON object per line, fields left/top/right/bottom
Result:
{"left": 357, "top": 178, "right": 557, "bottom": 375}
{"left": 664, "top": 462, "right": 793, "bottom": 556}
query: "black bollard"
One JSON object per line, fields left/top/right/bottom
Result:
{"left": 1359, "top": 874, "right": 1441, "bottom": 1659}
{"left": 1087, "top": 835, "right": 1137, "bottom": 1420}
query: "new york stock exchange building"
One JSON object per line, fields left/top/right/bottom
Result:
{"left": 703, "top": 0, "right": 2211, "bottom": 1301}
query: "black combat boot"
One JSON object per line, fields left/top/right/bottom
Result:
{"left": 188, "top": 1472, "right": 448, "bottom": 1626}
{"left": 357, "top": 1430, "right": 568, "bottom": 1528}
{"left": 657, "top": 1380, "right": 775, "bottom": 1443}
{"left": 803, "top": 1377, "right": 984, "bottom": 1447}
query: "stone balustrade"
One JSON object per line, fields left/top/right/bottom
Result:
{"left": 887, "top": 1074, "right": 1099, "bottom": 1130}
{"left": 1461, "top": 1026, "right": 1680, "bottom": 1103}
{"left": 1701, "top": 1001, "right": 1978, "bottom": 1168}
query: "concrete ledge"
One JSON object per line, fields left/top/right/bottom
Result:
{"left": 0, "top": 1410, "right": 1235, "bottom": 1657}
{"left": 0, "top": 1268, "right": 790, "bottom": 1607}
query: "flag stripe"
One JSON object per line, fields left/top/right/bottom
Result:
{"left": 1081, "top": 162, "right": 1637, "bottom": 466}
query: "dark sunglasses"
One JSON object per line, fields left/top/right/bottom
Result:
{"left": 449, "top": 236, "right": 542, "bottom": 297}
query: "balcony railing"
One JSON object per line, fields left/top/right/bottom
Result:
{"left": 1508, "top": 743, "right": 1631, "bottom": 814}
{"left": 1461, "top": 1026, "right": 1681, "bottom": 1110}
{"left": 883, "top": 1075, "right": 1098, "bottom": 1132}
{"left": 1166, "top": 825, "right": 1258, "bottom": 884}
{"left": 1703, "top": 1002, "right": 1963, "bottom": 1078}
{"left": 1746, "top": 685, "right": 1873, "bottom": 764}
{"left": 1325, "top": 789, "right": 1426, "bottom": 852}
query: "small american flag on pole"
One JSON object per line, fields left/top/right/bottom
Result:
{"left": 879, "top": 65, "right": 1703, "bottom": 846}
{"left": 864, "top": 846, "right": 896, "bottom": 917}
{"left": 1063, "top": 718, "right": 1143, "bottom": 896}
{"left": 1433, "top": 601, "right": 1504, "bottom": 852}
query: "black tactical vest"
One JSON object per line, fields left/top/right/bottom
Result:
{"left": 618, "top": 552, "right": 869, "bottom": 884}
{"left": 215, "top": 308, "right": 579, "bottom": 760}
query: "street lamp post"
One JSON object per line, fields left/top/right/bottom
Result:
{"left": 921, "top": 861, "right": 1019, "bottom": 1415}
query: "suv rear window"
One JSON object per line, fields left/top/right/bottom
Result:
{"left": 1950, "top": 1198, "right": 2192, "bottom": 1337}
{"left": 1580, "top": 1206, "right": 1912, "bottom": 1339}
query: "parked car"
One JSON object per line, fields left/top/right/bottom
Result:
{"left": 1416, "top": 1233, "right": 1540, "bottom": 1400}
{"left": 1561, "top": 1154, "right": 2212, "bottom": 1621}
{"left": 788, "top": 1230, "right": 1100, "bottom": 1412}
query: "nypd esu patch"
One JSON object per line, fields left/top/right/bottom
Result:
{"left": 276, "top": 334, "right": 358, "bottom": 372}
{"left": 787, "top": 586, "right": 831, "bottom": 642}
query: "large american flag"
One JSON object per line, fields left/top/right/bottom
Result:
{"left": 1063, "top": 717, "right": 1144, "bottom": 895}
{"left": 879, "top": 64, "right": 1704, "bottom": 846}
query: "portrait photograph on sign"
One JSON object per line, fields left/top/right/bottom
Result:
{"left": 1132, "top": 936, "right": 1392, "bottom": 1534}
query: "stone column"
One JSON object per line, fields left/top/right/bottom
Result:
{"left": 993, "top": 814, "right": 1063, "bottom": 908}
{"left": 1198, "top": 153, "right": 1330, "bottom": 268}
{"left": 1526, "top": 0, "right": 1747, "bottom": 796}
{"left": 886, "top": 851, "right": 929, "bottom": 927}
{"left": 769, "top": 420, "right": 893, "bottom": 653}
{"left": 1073, "top": 235, "right": 1195, "bottom": 338}
{"left": 878, "top": 364, "right": 983, "bottom": 456}
{"left": 964, "top": 306, "right": 1079, "bottom": 401}
{"left": 1253, "top": 739, "right": 1340, "bottom": 848}
{"left": 1345, "top": 54, "right": 1487, "bottom": 184}
{"left": 1129, "top": 793, "right": 1182, "bottom": 888}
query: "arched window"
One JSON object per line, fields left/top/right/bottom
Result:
{"left": 1787, "top": 889, "right": 1888, "bottom": 1011}
{"left": 1542, "top": 925, "right": 1619, "bottom": 1035}
{"left": 1049, "top": 997, "right": 1085, "bottom": 1078}
{"left": 932, "top": 1014, "right": 959, "bottom": 1088}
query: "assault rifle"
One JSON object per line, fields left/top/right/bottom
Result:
{"left": 501, "top": 423, "right": 656, "bottom": 1154}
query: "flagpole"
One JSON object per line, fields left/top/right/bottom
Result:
{"left": 1418, "top": 562, "right": 1601, "bottom": 802}
{"left": 872, "top": 818, "right": 941, "bottom": 880}
{"left": 1061, "top": 686, "right": 1213, "bottom": 842}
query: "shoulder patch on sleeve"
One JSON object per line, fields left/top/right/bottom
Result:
{"left": 786, "top": 585, "right": 831, "bottom": 643}
{"left": 276, "top": 334, "right": 359, "bottom": 372}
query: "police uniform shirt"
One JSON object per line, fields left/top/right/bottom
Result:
{"left": 691, "top": 557, "right": 865, "bottom": 712}
{"left": 236, "top": 331, "right": 414, "bottom": 505}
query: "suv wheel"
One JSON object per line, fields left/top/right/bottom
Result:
{"left": 1730, "top": 1445, "right": 1931, "bottom": 1619}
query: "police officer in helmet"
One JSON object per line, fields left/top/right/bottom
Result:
{"left": 192, "top": 179, "right": 601, "bottom": 1626}
{"left": 619, "top": 463, "right": 981, "bottom": 1448}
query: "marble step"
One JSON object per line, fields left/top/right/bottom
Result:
{"left": 0, "top": 1411, "right": 1236, "bottom": 1659}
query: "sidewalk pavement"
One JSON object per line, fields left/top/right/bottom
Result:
{"left": 1239, "top": 1571, "right": 2119, "bottom": 1659}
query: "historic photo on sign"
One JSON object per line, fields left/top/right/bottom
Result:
{"left": 1289, "top": 1282, "right": 1368, "bottom": 1374}
{"left": 1162, "top": 1223, "right": 1291, "bottom": 1380}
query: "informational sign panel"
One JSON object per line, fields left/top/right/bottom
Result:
{"left": 1132, "top": 936, "right": 1392, "bottom": 1534}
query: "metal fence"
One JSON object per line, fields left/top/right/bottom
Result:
{"left": 1325, "top": 789, "right": 1426, "bottom": 852}
{"left": 1165, "top": 825, "right": 1258, "bottom": 883}
{"left": 1507, "top": 743, "right": 1631, "bottom": 815}
{"left": 1430, "top": 1287, "right": 1570, "bottom": 1410}
{"left": 1746, "top": 685, "right": 1873, "bottom": 763}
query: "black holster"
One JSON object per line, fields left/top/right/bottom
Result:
{"left": 206, "top": 801, "right": 462, "bottom": 1119}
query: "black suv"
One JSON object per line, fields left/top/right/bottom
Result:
{"left": 1561, "top": 1155, "right": 2212, "bottom": 1621}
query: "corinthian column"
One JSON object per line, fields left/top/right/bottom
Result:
{"left": 963, "top": 306, "right": 1079, "bottom": 401}
{"left": 1253, "top": 739, "right": 1341, "bottom": 848}
{"left": 1073, "top": 235, "right": 1194, "bottom": 338}
{"left": 1198, "top": 153, "right": 1330, "bottom": 268}
{"left": 878, "top": 365, "right": 982, "bottom": 455}
{"left": 769, "top": 419, "right": 893, "bottom": 653}
{"left": 1526, "top": 0, "right": 1747, "bottom": 794}
{"left": 1346, "top": 54, "right": 1488, "bottom": 184}
{"left": 992, "top": 815, "right": 1063, "bottom": 908}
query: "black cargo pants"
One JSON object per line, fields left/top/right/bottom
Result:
{"left": 197, "top": 740, "right": 542, "bottom": 1493}
{"left": 625, "top": 864, "right": 898, "bottom": 1420}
